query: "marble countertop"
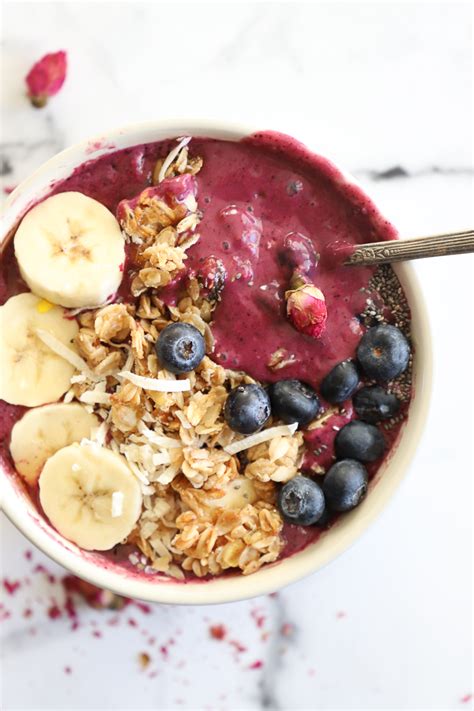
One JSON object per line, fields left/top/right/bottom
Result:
{"left": 1, "top": 2, "right": 472, "bottom": 710}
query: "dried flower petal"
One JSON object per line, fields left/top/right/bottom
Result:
{"left": 25, "top": 51, "right": 67, "bottom": 108}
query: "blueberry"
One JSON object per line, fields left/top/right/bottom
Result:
{"left": 320, "top": 360, "right": 359, "bottom": 404}
{"left": 155, "top": 322, "right": 205, "bottom": 374}
{"left": 335, "top": 420, "right": 386, "bottom": 462}
{"left": 224, "top": 383, "right": 271, "bottom": 434}
{"left": 357, "top": 324, "right": 410, "bottom": 382}
{"left": 269, "top": 380, "right": 320, "bottom": 426}
{"left": 323, "top": 459, "right": 368, "bottom": 512}
{"left": 353, "top": 386, "right": 400, "bottom": 424}
{"left": 278, "top": 476, "right": 326, "bottom": 525}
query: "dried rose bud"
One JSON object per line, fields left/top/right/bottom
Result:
{"left": 196, "top": 255, "right": 227, "bottom": 300}
{"left": 285, "top": 279, "right": 327, "bottom": 339}
{"left": 25, "top": 51, "right": 67, "bottom": 108}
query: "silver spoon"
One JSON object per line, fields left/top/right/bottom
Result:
{"left": 345, "top": 229, "right": 474, "bottom": 266}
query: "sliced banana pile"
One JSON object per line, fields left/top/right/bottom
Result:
{"left": 1, "top": 190, "right": 138, "bottom": 551}
{"left": 14, "top": 191, "right": 125, "bottom": 309}
{"left": 39, "top": 443, "right": 142, "bottom": 550}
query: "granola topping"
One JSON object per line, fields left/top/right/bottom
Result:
{"left": 45, "top": 140, "right": 296, "bottom": 578}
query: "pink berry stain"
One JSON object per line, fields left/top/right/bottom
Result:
{"left": 3, "top": 579, "right": 21, "bottom": 595}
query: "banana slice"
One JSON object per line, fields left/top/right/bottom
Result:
{"left": 10, "top": 403, "right": 99, "bottom": 486}
{"left": 206, "top": 476, "right": 258, "bottom": 510}
{"left": 0, "top": 293, "right": 79, "bottom": 406}
{"left": 39, "top": 443, "right": 142, "bottom": 551}
{"left": 14, "top": 191, "right": 125, "bottom": 308}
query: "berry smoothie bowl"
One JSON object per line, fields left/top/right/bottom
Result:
{"left": 0, "top": 121, "right": 431, "bottom": 604}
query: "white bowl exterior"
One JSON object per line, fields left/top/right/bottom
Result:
{"left": 0, "top": 120, "right": 432, "bottom": 604}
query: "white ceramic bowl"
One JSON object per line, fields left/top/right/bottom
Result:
{"left": 1, "top": 120, "right": 432, "bottom": 604}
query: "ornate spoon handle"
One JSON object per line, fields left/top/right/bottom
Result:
{"left": 345, "top": 229, "right": 474, "bottom": 266}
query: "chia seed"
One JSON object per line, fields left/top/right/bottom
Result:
{"left": 358, "top": 265, "right": 413, "bottom": 406}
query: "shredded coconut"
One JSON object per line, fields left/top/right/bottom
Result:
{"left": 36, "top": 329, "right": 94, "bottom": 376}
{"left": 70, "top": 374, "right": 87, "bottom": 384}
{"left": 79, "top": 390, "right": 112, "bottom": 405}
{"left": 67, "top": 295, "right": 115, "bottom": 317}
{"left": 224, "top": 423, "right": 299, "bottom": 455}
{"left": 79, "top": 437, "right": 101, "bottom": 452}
{"left": 118, "top": 370, "right": 191, "bottom": 392}
{"left": 137, "top": 422, "right": 182, "bottom": 448}
{"left": 91, "top": 421, "right": 108, "bottom": 446}
{"left": 158, "top": 136, "right": 191, "bottom": 183}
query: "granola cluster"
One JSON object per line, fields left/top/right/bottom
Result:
{"left": 62, "top": 141, "right": 304, "bottom": 578}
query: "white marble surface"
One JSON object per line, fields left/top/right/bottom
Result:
{"left": 1, "top": 2, "right": 473, "bottom": 710}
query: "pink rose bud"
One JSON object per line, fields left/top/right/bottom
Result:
{"left": 25, "top": 50, "right": 67, "bottom": 108}
{"left": 286, "top": 281, "right": 327, "bottom": 339}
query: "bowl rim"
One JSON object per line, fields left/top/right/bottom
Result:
{"left": 0, "top": 119, "right": 433, "bottom": 604}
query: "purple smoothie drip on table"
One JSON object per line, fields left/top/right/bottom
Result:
{"left": 0, "top": 132, "right": 409, "bottom": 574}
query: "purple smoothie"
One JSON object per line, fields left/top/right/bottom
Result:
{"left": 0, "top": 132, "right": 411, "bottom": 566}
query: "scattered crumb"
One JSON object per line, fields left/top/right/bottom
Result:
{"left": 209, "top": 624, "right": 227, "bottom": 640}
{"left": 460, "top": 694, "right": 472, "bottom": 704}
{"left": 336, "top": 611, "right": 347, "bottom": 619}
{"left": 280, "top": 622, "right": 295, "bottom": 637}
{"left": 138, "top": 652, "right": 151, "bottom": 670}
{"left": 64, "top": 666, "right": 72, "bottom": 675}
{"left": 248, "top": 660, "right": 264, "bottom": 670}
